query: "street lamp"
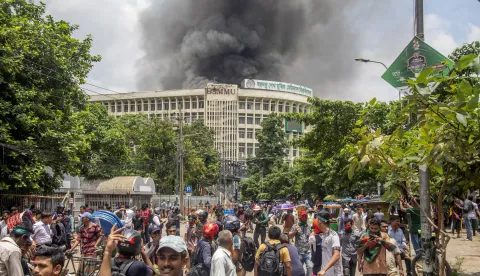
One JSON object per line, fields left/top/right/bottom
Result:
{"left": 354, "top": 58, "right": 401, "bottom": 101}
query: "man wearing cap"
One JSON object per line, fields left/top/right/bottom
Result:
{"left": 312, "top": 212, "right": 342, "bottom": 276}
{"left": 157, "top": 235, "right": 189, "bottom": 276}
{"left": 289, "top": 210, "right": 313, "bottom": 276}
{"left": 0, "top": 222, "right": 33, "bottom": 276}
{"left": 68, "top": 212, "right": 101, "bottom": 275}
{"left": 339, "top": 208, "right": 352, "bottom": 233}
{"left": 252, "top": 205, "right": 269, "bottom": 248}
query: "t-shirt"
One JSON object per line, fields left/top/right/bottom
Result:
{"left": 374, "top": 212, "right": 384, "bottom": 221}
{"left": 289, "top": 223, "right": 311, "bottom": 254}
{"left": 318, "top": 229, "right": 342, "bottom": 276}
{"left": 113, "top": 259, "right": 150, "bottom": 276}
{"left": 77, "top": 223, "right": 100, "bottom": 255}
{"left": 339, "top": 231, "right": 360, "bottom": 261}
{"left": 140, "top": 209, "right": 151, "bottom": 226}
{"left": 285, "top": 244, "right": 306, "bottom": 276}
{"left": 185, "top": 224, "right": 197, "bottom": 251}
{"left": 468, "top": 202, "right": 479, "bottom": 219}
{"left": 132, "top": 216, "right": 144, "bottom": 231}
{"left": 406, "top": 208, "right": 421, "bottom": 235}
{"left": 255, "top": 239, "right": 291, "bottom": 263}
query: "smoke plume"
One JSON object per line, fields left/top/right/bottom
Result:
{"left": 137, "top": 0, "right": 361, "bottom": 97}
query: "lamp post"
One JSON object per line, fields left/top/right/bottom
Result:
{"left": 354, "top": 58, "right": 401, "bottom": 101}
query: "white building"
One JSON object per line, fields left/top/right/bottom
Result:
{"left": 88, "top": 79, "right": 312, "bottom": 163}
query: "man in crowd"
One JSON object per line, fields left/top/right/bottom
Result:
{"left": 211, "top": 230, "right": 236, "bottom": 276}
{"left": 33, "top": 212, "right": 53, "bottom": 246}
{"left": 357, "top": 217, "right": 400, "bottom": 276}
{"left": 0, "top": 210, "right": 9, "bottom": 239}
{"left": 76, "top": 205, "right": 86, "bottom": 232}
{"left": 313, "top": 212, "right": 342, "bottom": 276}
{"left": 255, "top": 226, "right": 292, "bottom": 276}
{"left": 145, "top": 224, "right": 162, "bottom": 274}
{"left": 340, "top": 218, "right": 360, "bottom": 276}
{"left": 157, "top": 235, "right": 189, "bottom": 276}
{"left": 195, "top": 209, "right": 208, "bottom": 240}
{"left": 236, "top": 204, "right": 250, "bottom": 238}
{"left": 33, "top": 245, "right": 65, "bottom": 276}
{"left": 339, "top": 208, "right": 352, "bottom": 233}
{"left": 0, "top": 222, "right": 33, "bottom": 276}
{"left": 141, "top": 204, "right": 152, "bottom": 242}
{"left": 224, "top": 215, "right": 247, "bottom": 276}
{"left": 168, "top": 206, "right": 182, "bottom": 237}
{"left": 374, "top": 206, "right": 385, "bottom": 221}
{"left": 132, "top": 209, "right": 145, "bottom": 235}
{"left": 464, "top": 195, "right": 476, "bottom": 241}
{"left": 252, "top": 205, "right": 269, "bottom": 248}
{"left": 400, "top": 196, "right": 421, "bottom": 254}
{"left": 352, "top": 208, "right": 365, "bottom": 233}
{"left": 381, "top": 220, "right": 403, "bottom": 276}
{"left": 288, "top": 210, "right": 312, "bottom": 276}
{"left": 192, "top": 222, "right": 218, "bottom": 276}
{"left": 184, "top": 214, "right": 197, "bottom": 257}
{"left": 282, "top": 209, "right": 295, "bottom": 236}
{"left": 388, "top": 215, "right": 412, "bottom": 276}
{"left": 280, "top": 234, "right": 305, "bottom": 276}
{"left": 68, "top": 212, "right": 101, "bottom": 275}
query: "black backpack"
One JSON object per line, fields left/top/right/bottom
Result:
{"left": 241, "top": 237, "right": 257, "bottom": 272}
{"left": 51, "top": 222, "right": 66, "bottom": 246}
{"left": 111, "top": 259, "right": 134, "bottom": 276}
{"left": 258, "top": 241, "right": 286, "bottom": 276}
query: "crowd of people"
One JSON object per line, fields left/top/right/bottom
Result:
{"left": 0, "top": 195, "right": 478, "bottom": 276}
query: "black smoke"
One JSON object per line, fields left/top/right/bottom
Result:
{"left": 137, "top": 0, "right": 363, "bottom": 96}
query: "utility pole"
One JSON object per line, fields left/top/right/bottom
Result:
{"left": 179, "top": 106, "right": 185, "bottom": 215}
{"left": 415, "top": 0, "right": 433, "bottom": 275}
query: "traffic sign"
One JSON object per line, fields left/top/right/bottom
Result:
{"left": 185, "top": 186, "right": 192, "bottom": 193}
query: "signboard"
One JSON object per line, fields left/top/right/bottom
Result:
{"left": 185, "top": 186, "right": 192, "bottom": 193}
{"left": 381, "top": 36, "right": 454, "bottom": 94}
{"left": 285, "top": 120, "right": 303, "bottom": 133}
{"left": 224, "top": 209, "right": 235, "bottom": 215}
{"left": 241, "top": 79, "right": 313, "bottom": 97}
{"left": 205, "top": 84, "right": 238, "bottom": 100}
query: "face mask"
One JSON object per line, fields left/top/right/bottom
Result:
{"left": 345, "top": 225, "right": 352, "bottom": 232}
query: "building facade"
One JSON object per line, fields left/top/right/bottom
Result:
{"left": 88, "top": 79, "right": 312, "bottom": 163}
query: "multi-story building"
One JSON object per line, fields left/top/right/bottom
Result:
{"left": 88, "top": 79, "right": 312, "bottom": 163}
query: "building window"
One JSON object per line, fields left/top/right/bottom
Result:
{"left": 239, "top": 129, "right": 245, "bottom": 138}
{"left": 255, "top": 144, "right": 260, "bottom": 155}
{"left": 164, "top": 103, "right": 169, "bottom": 110}
{"left": 137, "top": 104, "right": 142, "bottom": 112}
{"left": 285, "top": 104, "right": 290, "bottom": 112}
{"left": 292, "top": 104, "right": 297, "bottom": 113}
{"left": 130, "top": 103, "right": 135, "bottom": 112}
{"left": 263, "top": 104, "right": 269, "bottom": 111}
{"left": 143, "top": 103, "right": 148, "bottom": 111}
{"left": 151, "top": 103, "right": 156, "bottom": 111}
{"left": 247, "top": 143, "right": 253, "bottom": 156}
{"left": 255, "top": 118, "right": 261, "bottom": 125}
{"left": 171, "top": 102, "right": 176, "bottom": 110}
{"left": 157, "top": 102, "right": 162, "bottom": 110}
{"left": 239, "top": 145, "right": 245, "bottom": 155}
{"left": 239, "top": 102, "right": 246, "bottom": 109}
{"left": 192, "top": 102, "right": 197, "bottom": 109}
{"left": 124, "top": 102, "right": 128, "bottom": 112}
{"left": 247, "top": 117, "right": 253, "bottom": 124}
{"left": 199, "top": 101, "right": 204, "bottom": 108}
{"left": 110, "top": 105, "right": 115, "bottom": 113}
{"left": 185, "top": 101, "right": 190, "bottom": 109}
{"left": 293, "top": 149, "right": 297, "bottom": 157}
{"left": 247, "top": 129, "right": 253, "bottom": 139}
{"left": 255, "top": 103, "right": 260, "bottom": 110}
{"left": 271, "top": 104, "right": 275, "bottom": 112}
{"left": 239, "top": 116, "right": 245, "bottom": 124}
{"left": 247, "top": 102, "right": 253, "bottom": 109}
{"left": 278, "top": 104, "right": 283, "bottom": 112}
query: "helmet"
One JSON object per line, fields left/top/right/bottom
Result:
{"left": 196, "top": 209, "right": 207, "bottom": 219}
{"left": 238, "top": 204, "right": 244, "bottom": 209}
{"left": 154, "top": 207, "right": 161, "bottom": 215}
{"left": 253, "top": 205, "right": 261, "bottom": 212}
{"left": 118, "top": 229, "right": 142, "bottom": 256}
{"left": 149, "top": 224, "right": 162, "bottom": 234}
{"left": 57, "top": 204, "right": 65, "bottom": 209}
{"left": 203, "top": 222, "right": 219, "bottom": 240}
{"left": 173, "top": 206, "right": 180, "bottom": 214}
{"left": 224, "top": 215, "right": 241, "bottom": 232}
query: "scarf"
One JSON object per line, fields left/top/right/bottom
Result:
{"left": 356, "top": 231, "right": 382, "bottom": 264}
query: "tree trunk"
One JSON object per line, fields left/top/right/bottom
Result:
{"left": 436, "top": 166, "right": 450, "bottom": 276}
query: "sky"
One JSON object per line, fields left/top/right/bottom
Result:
{"left": 42, "top": 0, "right": 480, "bottom": 103}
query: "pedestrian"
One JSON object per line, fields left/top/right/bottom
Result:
{"left": 288, "top": 210, "right": 312, "bottom": 276}
{"left": 254, "top": 226, "right": 292, "bottom": 276}
{"left": 140, "top": 204, "right": 152, "bottom": 242}
{"left": 224, "top": 215, "right": 248, "bottom": 276}
{"left": 463, "top": 195, "right": 476, "bottom": 241}
{"left": 352, "top": 208, "right": 365, "bottom": 233}
{"left": 450, "top": 198, "right": 463, "bottom": 239}
{"left": 283, "top": 209, "right": 295, "bottom": 235}
{"left": 168, "top": 206, "right": 182, "bottom": 237}
{"left": 400, "top": 196, "right": 421, "bottom": 255}
{"left": 381, "top": 220, "right": 404, "bottom": 276}
{"left": 157, "top": 235, "right": 189, "bottom": 276}
{"left": 252, "top": 205, "right": 269, "bottom": 248}
{"left": 339, "top": 219, "right": 360, "bottom": 276}
{"left": 211, "top": 230, "right": 236, "bottom": 276}
{"left": 32, "top": 245, "right": 65, "bottom": 276}
{"left": 32, "top": 212, "right": 53, "bottom": 246}
{"left": 280, "top": 234, "right": 305, "bottom": 276}
{"left": 195, "top": 209, "right": 208, "bottom": 240}
{"left": 374, "top": 206, "right": 385, "bottom": 221}
{"left": 184, "top": 214, "right": 198, "bottom": 257}
{"left": 236, "top": 204, "right": 250, "bottom": 238}
{"left": 339, "top": 208, "right": 352, "bottom": 233}
{"left": 191, "top": 222, "right": 218, "bottom": 275}
{"left": 0, "top": 222, "right": 33, "bottom": 276}
{"left": 388, "top": 215, "right": 412, "bottom": 276}
{"left": 0, "top": 210, "right": 10, "bottom": 239}
{"left": 312, "top": 211, "right": 342, "bottom": 276}
{"left": 357, "top": 217, "right": 399, "bottom": 276}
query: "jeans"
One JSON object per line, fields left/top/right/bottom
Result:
{"left": 65, "top": 233, "right": 71, "bottom": 250}
{"left": 410, "top": 233, "right": 421, "bottom": 255}
{"left": 341, "top": 257, "right": 356, "bottom": 276}
{"left": 465, "top": 218, "right": 473, "bottom": 240}
{"left": 298, "top": 252, "right": 312, "bottom": 276}
{"left": 142, "top": 225, "right": 150, "bottom": 244}
{"left": 253, "top": 225, "right": 266, "bottom": 248}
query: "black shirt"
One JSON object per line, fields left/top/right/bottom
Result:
{"left": 113, "top": 259, "right": 150, "bottom": 276}
{"left": 132, "top": 216, "right": 144, "bottom": 231}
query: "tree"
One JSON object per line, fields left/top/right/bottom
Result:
{"left": 0, "top": 0, "right": 100, "bottom": 193}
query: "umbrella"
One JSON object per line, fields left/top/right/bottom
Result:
{"left": 323, "top": 195, "right": 337, "bottom": 201}
{"left": 279, "top": 203, "right": 295, "bottom": 210}
{"left": 340, "top": 197, "right": 354, "bottom": 202}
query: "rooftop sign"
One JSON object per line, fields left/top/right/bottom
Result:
{"left": 241, "top": 79, "right": 313, "bottom": 97}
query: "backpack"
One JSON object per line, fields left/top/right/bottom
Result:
{"left": 190, "top": 239, "right": 214, "bottom": 276}
{"left": 241, "top": 237, "right": 257, "bottom": 272}
{"left": 111, "top": 259, "right": 135, "bottom": 276}
{"left": 51, "top": 221, "right": 66, "bottom": 246}
{"left": 258, "top": 241, "right": 286, "bottom": 276}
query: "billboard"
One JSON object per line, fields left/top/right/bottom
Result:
{"left": 381, "top": 36, "right": 454, "bottom": 94}
{"left": 241, "top": 79, "right": 313, "bottom": 97}
{"left": 285, "top": 120, "right": 303, "bottom": 133}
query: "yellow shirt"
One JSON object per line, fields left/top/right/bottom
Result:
{"left": 255, "top": 239, "right": 291, "bottom": 263}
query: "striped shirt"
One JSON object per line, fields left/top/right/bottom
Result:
{"left": 77, "top": 223, "right": 100, "bottom": 255}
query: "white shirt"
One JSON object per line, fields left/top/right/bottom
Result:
{"left": 352, "top": 213, "right": 365, "bottom": 232}
{"left": 123, "top": 209, "right": 135, "bottom": 227}
{"left": 0, "top": 221, "right": 8, "bottom": 239}
{"left": 0, "top": 237, "right": 24, "bottom": 276}
{"left": 33, "top": 221, "right": 52, "bottom": 245}
{"left": 319, "top": 229, "right": 343, "bottom": 276}
{"left": 211, "top": 246, "right": 236, "bottom": 276}
{"left": 468, "top": 202, "right": 478, "bottom": 219}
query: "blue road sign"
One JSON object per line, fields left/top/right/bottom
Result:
{"left": 185, "top": 186, "right": 192, "bottom": 193}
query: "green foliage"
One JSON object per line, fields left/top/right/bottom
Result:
{"left": 0, "top": 0, "right": 100, "bottom": 193}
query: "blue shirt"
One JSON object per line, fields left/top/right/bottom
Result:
{"left": 196, "top": 238, "right": 213, "bottom": 269}
{"left": 286, "top": 244, "right": 306, "bottom": 276}
{"left": 388, "top": 226, "right": 406, "bottom": 249}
